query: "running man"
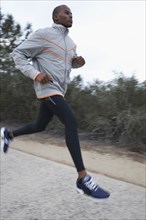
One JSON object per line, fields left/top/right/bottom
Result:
{"left": 1, "top": 5, "right": 110, "bottom": 200}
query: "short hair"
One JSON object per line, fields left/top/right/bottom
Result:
{"left": 52, "top": 5, "right": 66, "bottom": 22}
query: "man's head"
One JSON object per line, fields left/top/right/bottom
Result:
{"left": 52, "top": 5, "right": 73, "bottom": 28}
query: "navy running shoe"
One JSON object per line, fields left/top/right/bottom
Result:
{"left": 76, "top": 175, "right": 110, "bottom": 199}
{"left": 1, "top": 127, "right": 11, "bottom": 153}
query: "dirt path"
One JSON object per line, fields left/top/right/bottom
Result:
{"left": 1, "top": 149, "right": 145, "bottom": 220}
{"left": 10, "top": 135, "right": 146, "bottom": 187}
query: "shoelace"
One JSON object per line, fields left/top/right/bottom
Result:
{"left": 84, "top": 178, "right": 98, "bottom": 191}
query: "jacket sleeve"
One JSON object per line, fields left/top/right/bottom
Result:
{"left": 12, "top": 29, "right": 45, "bottom": 80}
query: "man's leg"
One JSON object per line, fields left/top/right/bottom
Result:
{"left": 12, "top": 99, "right": 54, "bottom": 137}
{"left": 44, "top": 96, "right": 110, "bottom": 200}
{"left": 1, "top": 99, "right": 54, "bottom": 153}
{"left": 44, "top": 95, "right": 86, "bottom": 177}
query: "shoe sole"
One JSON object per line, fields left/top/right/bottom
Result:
{"left": 76, "top": 187, "right": 110, "bottom": 202}
{"left": 1, "top": 127, "right": 9, "bottom": 153}
{"left": 1, "top": 127, "right": 5, "bottom": 152}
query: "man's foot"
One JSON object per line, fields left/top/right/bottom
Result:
{"left": 1, "top": 127, "right": 12, "bottom": 153}
{"left": 76, "top": 175, "right": 110, "bottom": 200}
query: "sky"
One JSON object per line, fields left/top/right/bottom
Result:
{"left": 1, "top": 0, "right": 145, "bottom": 84}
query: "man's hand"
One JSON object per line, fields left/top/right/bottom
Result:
{"left": 35, "top": 72, "right": 53, "bottom": 84}
{"left": 72, "top": 56, "right": 85, "bottom": 67}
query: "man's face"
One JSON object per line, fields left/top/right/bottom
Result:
{"left": 54, "top": 6, "right": 73, "bottom": 28}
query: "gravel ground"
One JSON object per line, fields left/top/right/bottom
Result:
{"left": 1, "top": 149, "right": 145, "bottom": 220}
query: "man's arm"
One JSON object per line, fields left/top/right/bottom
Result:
{"left": 12, "top": 30, "right": 46, "bottom": 80}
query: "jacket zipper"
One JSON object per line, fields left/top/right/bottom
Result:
{"left": 63, "top": 33, "right": 67, "bottom": 84}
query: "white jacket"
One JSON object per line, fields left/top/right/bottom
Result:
{"left": 12, "top": 23, "right": 82, "bottom": 98}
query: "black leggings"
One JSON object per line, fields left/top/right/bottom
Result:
{"left": 13, "top": 95, "right": 85, "bottom": 172}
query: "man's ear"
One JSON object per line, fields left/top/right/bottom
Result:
{"left": 53, "top": 14, "right": 58, "bottom": 23}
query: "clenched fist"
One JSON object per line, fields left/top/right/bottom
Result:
{"left": 35, "top": 72, "right": 53, "bottom": 84}
{"left": 72, "top": 56, "right": 85, "bottom": 67}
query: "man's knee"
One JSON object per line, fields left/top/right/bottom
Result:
{"left": 34, "top": 124, "right": 46, "bottom": 132}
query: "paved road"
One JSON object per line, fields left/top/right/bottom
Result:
{"left": 1, "top": 149, "right": 145, "bottom": 220}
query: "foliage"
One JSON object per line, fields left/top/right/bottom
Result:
{"left": 0, "top": 11, "right": 38, "bottom": 122}
{"left": 0, "top": 11, "right": 146, "bottom": 151}
{"left": 66, "top": 75, "right": 146, "bottom": 149}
